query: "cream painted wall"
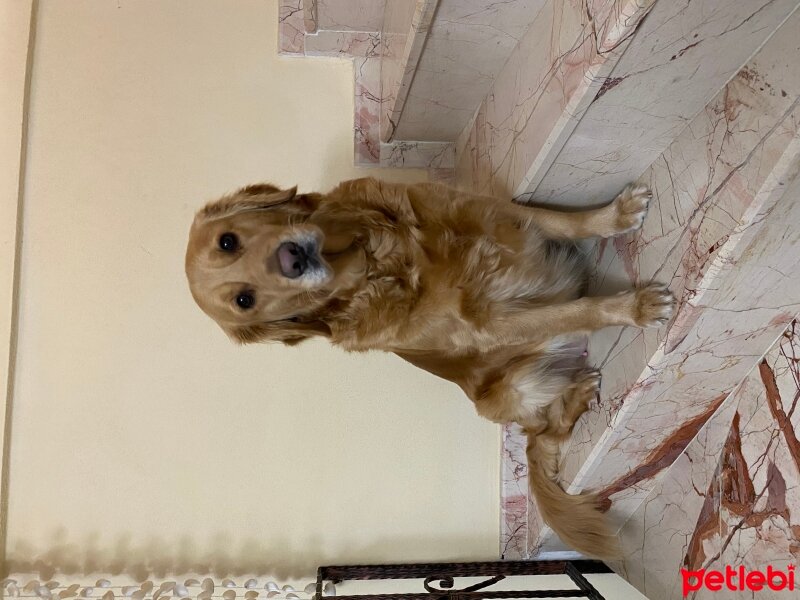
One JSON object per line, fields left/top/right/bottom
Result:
{"left": 5, "top": 0, "right": 500, "bottom": 579}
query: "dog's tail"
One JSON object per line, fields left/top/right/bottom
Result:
{"left": 525, "top": 431, "right": 620, "bottom": 559}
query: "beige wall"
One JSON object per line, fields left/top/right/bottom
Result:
{"left": 4, "top": 0, "right": 499, "bottom": 579}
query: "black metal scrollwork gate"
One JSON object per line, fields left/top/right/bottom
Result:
{"left": 314, "top": 560, "right": 612, "bottom": 600}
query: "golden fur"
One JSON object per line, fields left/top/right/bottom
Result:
{"left": 185, "top": 178, "right": 675, "bottom": 558}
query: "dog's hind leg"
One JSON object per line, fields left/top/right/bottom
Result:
{"left": 545, "top": 368, "right": 600, "bottom": 438}
{"left": 473, "top": 358, "right": 617, "bottom": 558}
{"left": 472, "top": 356, "right": 597, "bottom": 436}
{"left": 473, "top": 356, "right": 574, "bottom": 426}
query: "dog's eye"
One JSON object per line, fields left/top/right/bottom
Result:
{"left": 219, "top": 233, "right": 239, "bottom": 252}
{"left": 236, "top": 292, "right": 255, "bottom": 310}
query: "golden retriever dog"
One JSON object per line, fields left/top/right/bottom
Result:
{"left": 185, "top": 177, "right": 674, "bottom": 558}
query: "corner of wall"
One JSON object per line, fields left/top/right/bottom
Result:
{"left": 0, "top": 0, "right": 37, "bottom": 577}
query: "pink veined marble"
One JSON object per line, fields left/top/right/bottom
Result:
{"left": 495, "top": 6, "right": 800, "bottom": 560}
{"left": 454, "top": 0, "right": 655, "bottom": 199}
{"left": 380, "top": 0, "right": 437, "bottom": 143}
{"left": 616, "top": 320, "right": 800, "bottom": 599}
{"left": 314, "top": 0, "right": 385, "bottom": 32}
{"left": 500, "top": 423, "right": 529, "bottom": 559}
{"left": 528, "top": 0, "right": 800, "bottom": 206}
{"left": 389, "top": 0, "right": 549, "bottom": 143}
{"left": 278, "top": 0, "right": 306, "bottom": 55}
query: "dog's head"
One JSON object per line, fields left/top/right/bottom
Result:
{"left": 185, "top": 183, "right": 334, "bottom": 345}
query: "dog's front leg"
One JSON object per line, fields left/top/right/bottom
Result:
{"left": 483, "top": 283, "right": 674, "bottom": 348}
{"left": 501, "top": 184, "right": 652, "bottom": 239}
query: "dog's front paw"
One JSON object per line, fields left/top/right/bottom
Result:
{"left": 609, "top": 184, "right": 651, "bottom": 235}
{"left": 632, "top": 283, "right": 674, "bottom": 327}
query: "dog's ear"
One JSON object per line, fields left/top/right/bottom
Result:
{"left": 198, "top": 183, "right": 320, "bottom": 222}
{"left": 225, "top": 319, "right": 330, "bottom": 346}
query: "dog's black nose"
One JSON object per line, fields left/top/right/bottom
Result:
{"left": 277, "top": 241, "right": 308, "bottom": 279}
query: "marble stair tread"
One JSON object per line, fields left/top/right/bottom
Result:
{"left": 519, "top": 0, "right": 800, "bottom": 206}
{"left": 389, "top": 0, "right": 550, "bottom": 143}
{"left": 454, "top": 0, "right": 800, "bottom": 202}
